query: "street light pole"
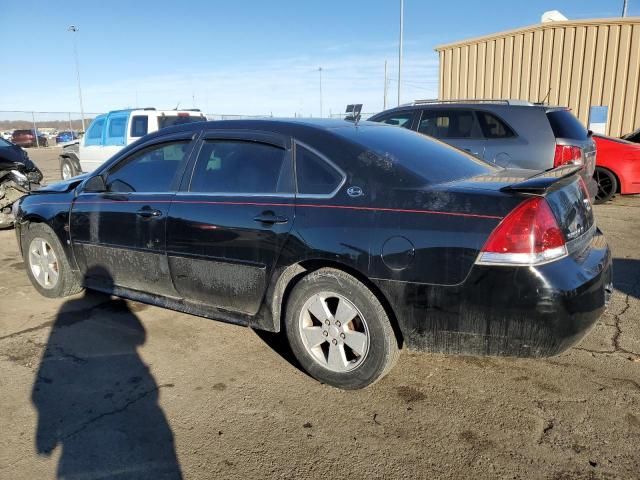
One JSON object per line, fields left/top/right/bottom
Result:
{"left": 397, "top": 0, "right": 404, "bottom": 106}
{"left": 68, "top": 25, "right": 86, "bottom": 132}
{"left": 622, "top": 0, "right": 628, "bottom": 16}
{"left": 384, "top": 60, "right": 388, "bottom": 109}
{"left": 318, "top": 67, "right": 323, "bottom": 118}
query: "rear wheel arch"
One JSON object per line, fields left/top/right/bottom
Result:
{"left": 271, "top": 259, "right": 404, "bottom": 348}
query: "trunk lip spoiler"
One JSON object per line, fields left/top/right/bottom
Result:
{"left": 500, "top": 165, "right": 583, "bottom": 194}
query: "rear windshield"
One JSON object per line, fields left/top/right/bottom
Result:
{"left": 336, "top": 124, "right": 497, "bottom": 186}
{"left": 546, "top": 110, "right": 589, "bottom": 140}
{"left": 13, "top": 130, "right": 32, "bottom": 135}
{"left": 158, "top": 115, "right": 206, "bottom": 130}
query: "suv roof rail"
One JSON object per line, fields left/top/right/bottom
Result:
{"left": 409, "top": 98, "right": 535, "bottom": 106}
{"left": 143, "top": 107, "right": 156, "bottom": 110}
{"left": 184, "top": 108, "right": 201, "bottom": 112}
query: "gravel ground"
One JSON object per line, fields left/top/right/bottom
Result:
{"left": 1, "top": 147, "right": 638, "bottom": 479}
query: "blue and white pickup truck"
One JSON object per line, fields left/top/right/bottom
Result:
{"left": 59, "top": 108, "right": 206, "bottom": 179}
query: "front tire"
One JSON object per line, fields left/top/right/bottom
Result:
{"left": 285, "top": 268, "right": 399, "bottom": 389}
{"left": 593, "top": 167, "right": 618, "bottom": 204}
{"left": 22, "top": 223, "right": 83, "bottom": 298}
{"left": 60, "top": 157, "right": 76, "bottom": 180}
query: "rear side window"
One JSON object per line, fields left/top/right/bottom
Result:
{"left": 417, "top": 110, "right": 478, "bottom": 139}
{"left": 477, "top": 112, "right": 515, "bottom": 138}
{"left": 295, "top": 144, "right": 343, "bottom": 195}
{"left": 190, "top": 141, "right": 292, "bottom": 194}
{"left": 375, "top": 112, "right": 414, "bottom": 129}
{"left": 130, "top": 116, "right": 148, "bottom": 137}
{"left": 547, "top": 110, "right": 589, "bottom": 140}
{"left": 84, "top": 118, "right": 105, "bottom": 146}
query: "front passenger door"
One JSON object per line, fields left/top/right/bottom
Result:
{"left": 71, "top": 136, "right": 196, "bottom": 296}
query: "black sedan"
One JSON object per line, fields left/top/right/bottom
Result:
{"left": 14, "top": 119, "right": 612, "bottom": 389}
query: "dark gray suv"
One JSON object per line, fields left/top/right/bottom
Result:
{"left": 369, "top": 100, "right": 596, "bottom": 193}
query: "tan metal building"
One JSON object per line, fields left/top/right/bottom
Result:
{"left": 435, "top": 17, "right": 640, "bottom": 137}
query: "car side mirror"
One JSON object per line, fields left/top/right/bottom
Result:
{"left": 83, "top": 175, "right": 107, "bottom": 193}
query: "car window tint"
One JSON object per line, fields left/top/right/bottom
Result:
{"left": 190, "top": 140, "right": 291, "bottom": 194}
{"left": 477, "top": 112, "right": 515, "bottom": 138}
{"left": 296, "top": 144, "right": 343, "bottom": 195}
{"left": 107, "top": 141, "right": 190, "bottom": 193}
{"left": 0, "top": 138, "right": 11, "bottom": 147}
{"left": 376, "top": 112, "right": 414, "bottom": 129}
{"left": 417, "top": 110, "right": 476, "bottom": 139}
{"left": 105, "top": 115, "right": 127, "bottom": 146}
{"left": 85, "top": 118, "right": 105, "bottom": 146}
{"left": 546, "top": 110, "right": 589, "bottom": 140}
{"left": 130, "top": 116, "right": 148, "bottom": 137}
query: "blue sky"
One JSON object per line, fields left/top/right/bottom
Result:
{"left": 1, "top": 0, "right": 637, "bottom": 118}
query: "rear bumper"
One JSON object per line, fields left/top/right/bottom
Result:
{"left": 374, "top": 229, "right": 612, "bottom": 357}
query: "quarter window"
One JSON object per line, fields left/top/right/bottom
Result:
{"left": 477, "top": 112, "right": 515, "bottom": 138}
{"left": 417, "top": 110, "right": 477, "bottom": 139}
{"left": 295, "top": 144, "right": 343, "bottom": 195}
{"left": 190, "top": 140, "right": 292, "bottom": 194}
{"left": 130, "top": 116, "right": 149, "bottom": 138}
{"left": 107, "top": 141, "right": 190, "bottom": 193}
{"left": 84, "top": 117, "right": 105, "bottom": 146}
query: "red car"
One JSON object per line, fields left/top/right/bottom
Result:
{"left": 592, "top": 134, "right": 640, "bottom": 203}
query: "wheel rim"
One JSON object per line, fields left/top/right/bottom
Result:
{"left": 62, "top": 163, "right": 72, "bottom": 179}
{"left": 595, "top": 169, "right": 614, "bottom": 201}
{"left": 298, "top": 292, "right": 370, "bottom": 373}
{"left": 28, "top": 237, "right": 59, "bottom": 289}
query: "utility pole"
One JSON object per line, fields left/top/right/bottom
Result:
{"left": 68, "top": 25, "right": 86, "bottom": 132}
{"left": 383, "top": 60, "right": 388, "bottom": 110}
{"left": 622, "top": 0, "right": 628, "bottom": 16}
{"left": 397, "top": 0, "right": 404, "bottom": 106}
{"left": 318, "top": 67, "right": 323, "bottom": 118}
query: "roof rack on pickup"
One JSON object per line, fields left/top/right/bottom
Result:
{"left": 405, "top": 99, "right": 535, "bottom": 106}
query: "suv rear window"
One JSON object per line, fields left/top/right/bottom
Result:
{"left": 546, "top": 110, "right": 589, "bottom": 140}
{"left": 158, "top": 115, "right": 206, "bottom": 130}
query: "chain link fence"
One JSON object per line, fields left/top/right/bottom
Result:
{"left": 0, "top": 110, "right": 382, "bottom": 148}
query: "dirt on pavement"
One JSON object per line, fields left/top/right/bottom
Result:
{"left": 0, "top": 147, "right": 638, "bottom": 479}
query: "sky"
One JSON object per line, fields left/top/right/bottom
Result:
{"left": 1, "top": 0, "right": 638, "bottom": 119}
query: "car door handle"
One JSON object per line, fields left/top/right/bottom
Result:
{"left": 253, "top": 213, "right": 289, "bottom": 224}
{"left": 136, "top": 207, "right": 162, "bottom": 218}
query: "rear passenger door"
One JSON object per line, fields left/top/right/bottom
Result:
{"left": 103, "top": 111, "right": 129, "bottom": 161}
{"left": 475, "top": 110, "right": 523, "bottom": 167}
{"left": 416, "top": 109, "right": 486, "bottom": 159}
{"left": 166, "top": 131, "right": 295, "bottom": 316}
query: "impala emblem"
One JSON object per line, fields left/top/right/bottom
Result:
{"left": 347, "top": 186, "right": 364, "bottom": 197}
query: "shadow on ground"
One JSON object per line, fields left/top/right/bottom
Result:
{"left": 612, "top": 258, "right": 640, "bottom": 300}
{"left": 31, "top": 267, "right": 182, "bottom": 479}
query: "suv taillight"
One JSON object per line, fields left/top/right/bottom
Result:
{"left": 476, "top": 197, "right": 567, "bottom": 266}
{"left": 554, "top": 145, "right": 583, "bottom": 167}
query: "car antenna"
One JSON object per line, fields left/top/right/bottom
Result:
{"left": 345, "top": 104, "right": 363, "bottom": 125}
{"left": 174, "top": 102, "right": 180, "bottom": 110}
{"left": 539, "top": 88, "right": 551, "bottom": 105}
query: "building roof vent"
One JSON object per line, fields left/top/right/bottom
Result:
{"left": 541, "top": 10, "right": 568, "bottom": 23}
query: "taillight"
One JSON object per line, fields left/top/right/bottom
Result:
{"left": 476, "top": 197, "right": 567, "bottom": 266}
{"left": 554, "top": 145, "right": 583, "bottom": 167}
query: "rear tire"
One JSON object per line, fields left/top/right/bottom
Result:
{"left": 21, "top": 223, "right": 83, "bottom": 298}
{"left": 284, "top": 268, "right": 399, "bottom": 389}
{"left": 593, "top": 167, "right": 618, "bottom": 204}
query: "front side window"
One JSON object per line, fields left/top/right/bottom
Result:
{"left": 0, "top": 138, "right": 11, "bottom": 147}
{"left": 84, "top": 117, "right": 105, "bottom": 146}
{"left": 190, "top": 140, "right": 292, "bottom": 194}
{"left": 417, "top": 110, "right": 477, "bottom": 139}
{"left": 477, "top": 112, "right": 515, "bottom": 138}
{"left": 376, "top": 112, "right": 414, "bottom": 129}
{"left": 130, "top": 115, "right": 148, "bottom": 138}
{"left": 104, "top": 115, "right": 128, "bottom": 146}
{"left": 295, "top": 144, "right": 343, "bottom": 195}
{"left": 107, "top": 141, "right": 190, "bottom": 193}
